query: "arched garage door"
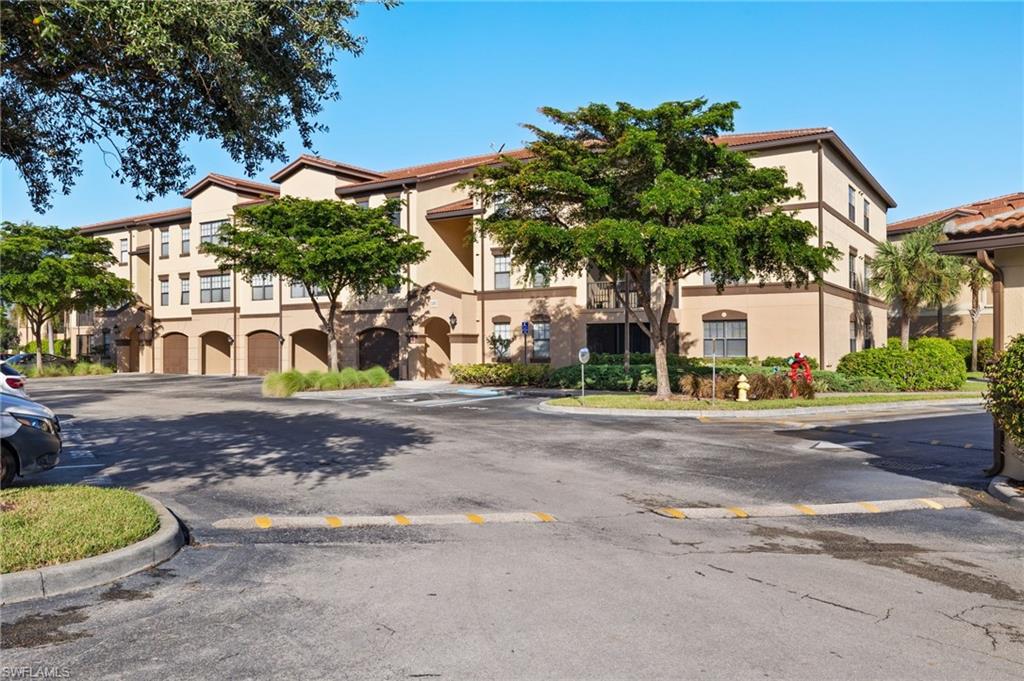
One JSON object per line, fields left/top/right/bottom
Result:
{"left": 358, "top": 328, "right": 400, "bottom": 379}
{"left": 291, "top": 329, "right": 329, "bottom": 372}
{"left": 163, "top": 333, "right": 188, "bottom": 374}
{"left": 201, "top": 331, "right": 232, "bottom": 375}
{"left": 247, "top": 331, "right": 279, "bottom": 376}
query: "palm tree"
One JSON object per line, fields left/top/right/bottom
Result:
{"left": 964, "top": 260, "right": 992, "bottom": 371}
{"left": 927, "top": 255, "right": 968, "bottom": 338}
{"left": 869, "top": 223, "right": 945, "bottom": 348}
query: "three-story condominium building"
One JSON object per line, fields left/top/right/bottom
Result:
{"left": 60, "top": 127, "right": 894, "bottom": 377}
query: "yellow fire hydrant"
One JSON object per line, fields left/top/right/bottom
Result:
{"left": 737, "top": 374, "right": 750, "bottom": 402}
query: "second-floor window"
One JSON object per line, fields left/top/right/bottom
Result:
{"left": 251, "top": 274, "right": 273, "bottom": 301}
{"left": 200, "top": 220, "right": 226, "bottom": 246}
{"left": 291, "top": 281, "right": 326, "bottom": 298}
{"left": 180, "top": 278, "right": 190, "bottom": 305}
{"left": 181, "top": 227, "right": 191, "bottom": 255}
{"left": 863, "top": 257, "right": 872, "bottom": 292}
{"left": 494, "top": 254, "right": 511, "bottom": 289}
{"left": 160, "top": 229, "right": 170, "bottom": 258}
{"left": 387, "top": 196, "right": 401, "bottom": 226}
{"left": 532, "top": 265, "right": 550, "bottom": 288}
{"left": 863, "top": 199, "right": 870, "bottom": 233}
{"left": 199, "top": 273, "right": 230, "bottom": 303}
{"left": 160, "top": 279, "right": 169, "bottom": 305}
{"left": 848, "top": 186, "right": 856, "bottom": 222}
{"left": 120, "top": 238, "right": 128, "bottom": 264}
{"left": 848, "top": 249, "right": 858, "bottom": 290}
{"left": 532, "top": 321, "right": 551, "bottom": 360}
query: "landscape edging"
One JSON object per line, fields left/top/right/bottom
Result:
{"left": 0, "top": 494, "right": 184, "bottom": 606}
{"left": 537, "top": 397, "right": 983, "bottom": 419}
{"left": 987, "top": 475, "right": 1024, "bottom": 510}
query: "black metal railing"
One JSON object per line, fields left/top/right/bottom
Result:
{"left": 587, "top": 281, "right": 642, "bottom": 310}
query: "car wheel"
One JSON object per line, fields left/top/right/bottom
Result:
{"left": 1, "top": 447, "right": 16, "bottom": 488}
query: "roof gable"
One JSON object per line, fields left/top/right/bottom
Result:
{"left": 182, "top": 173, "right": 280, "bottom": 199}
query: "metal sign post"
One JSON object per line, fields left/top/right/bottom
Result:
{"left": 578, "top": 347, "right": 590, "bottom": 399}
{"left": 711, "top": 329, "right": 718, "bottom": 404}
{"left": 521, "top": 321, "right": 529, "bottom": 366}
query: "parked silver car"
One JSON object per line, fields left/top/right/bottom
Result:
{"left": 1, "top": 394, "right": 61, "bottom": 487}
{"left": 1, "top": 362, "right": 29, "bottom": 399}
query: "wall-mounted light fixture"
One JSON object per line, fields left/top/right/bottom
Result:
{"left": 448, "top": 313, "right": 458, "bottom": 329}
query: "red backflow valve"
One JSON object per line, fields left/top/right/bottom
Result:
{"left": 786, "top": 352, "right": 813, "bottom": 398}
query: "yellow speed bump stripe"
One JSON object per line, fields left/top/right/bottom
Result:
{"left": 394, "top": 514, "right": 412, "bottom": 526}
{"left": 466, "top": 514, "right": 485, "bottom": 524}
{"left": 325, "top": 515, "right": 343, "bottom": 528}
{"left": 646, "top": 497, "right": 971, "bottom": 522}
{"left": 213, "top": 512, "right": 558, "bottom": 530}
{"left": 857, "top": 501, "right": 881, "bottom": 513}
{"left": 917, "top": 498, "right": 945, "bottom": 510}
{"left": 533, "top": 512, "right": 556, "bottom": 523}
{"left": 657, "top": 508, "right": 687, "bottom": 519}
{"left": 726, "top": 507, "right": 749, "bottom": 518}
{"left": 792, "top": 504, "right": 817, "bottom": 516}
{"left": 254, "top": 515, "right": 272, "bottom": 529}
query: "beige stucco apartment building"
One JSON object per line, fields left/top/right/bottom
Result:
{"left": 885, "top": 194, "right": 1021, "bottom": 340}
{"left": 53, "top": 127, "right": 894, "bottom": 377}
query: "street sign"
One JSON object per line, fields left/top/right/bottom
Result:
{"left": 578, "top": 347, "right": 590, "bottom": 364}
{"left": 521, "top": 321, "right": 529, "bottom": 336}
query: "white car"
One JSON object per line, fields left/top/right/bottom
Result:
{"left": 1, "top": 393, "right": 62, "bottom": 487}
{"left": 1, "top": 363, "right": 28, "bottom": 399}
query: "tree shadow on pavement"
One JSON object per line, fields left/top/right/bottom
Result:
{"left": 777, "top": 412, "right": 994, "bottom": 491}
{"left": 65, "top": 410, "right": 432, "bottom": 490}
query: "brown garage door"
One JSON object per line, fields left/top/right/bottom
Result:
{"left": 163, "top": 334, "right": 188, "bottom": 374}
{"left": 358, "top": 328, "right": 400, "bottom": 379}
{"left": 247, "top": 331, "right": 279, "bottom": 376}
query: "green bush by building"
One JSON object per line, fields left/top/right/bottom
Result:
{"left": 837, "top": 337, "right": 966, "bottom": 391}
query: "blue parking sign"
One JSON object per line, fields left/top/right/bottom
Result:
{"left": 521, "top": 321, "right": 529, "bottom": 336}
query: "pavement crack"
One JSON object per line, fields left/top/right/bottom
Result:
{"left": 875, "top": 607, "right": 893, "bottom": 624}
{"left": 800, "top": 594, "right": 876, "bottom": 617}
{"left": 706, "top": 564, "right": 734, "bottom": 574}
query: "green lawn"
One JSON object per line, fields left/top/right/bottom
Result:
{"left": 0, "top": 486, "right": 159, "bottom": 573}
{"left": 547, "top": 392, "right": 980, "bottom": 411}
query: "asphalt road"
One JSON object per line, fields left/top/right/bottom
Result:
{"left": 2, "top": 375, "right": 1021, "bottom": 680}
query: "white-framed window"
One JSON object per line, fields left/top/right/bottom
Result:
{"left": 532, "top": 265, "right": 550, "bottom": 288}
{"left": 180, "top": 278, "right": 190, "bottom": 305}
{"left": 199, "top": 273, "right": 230, "bottom": 303}
{"left": 355, "top": 198, "right": 370, "bottom": 209}
{"left": 864, "top": 257, "right": 872, "bottom": 292}
{"left": 703, "top": 320, "right": 747, "bottom": 357}
{"left": 119, "top": 238, "right": 128, "bottom": 264}
{"left": 251, "top": 274, "right": 274, "bottom": 301}
{"left": 387, "top": 195, "right": 401, "bottom": 226}
{"left": 494, "top": 254, "right": 511, "bottom": 289}
{"left": 290, "top": 281, "right": 326, "bottom": 298}
{"left": 200, "top": 220, "right": 226, "bottom": 246}
{"left": 181, "top": 227, "right": 191, "bottom": 255}
{"left": 532, "top": 321, "right": 551, "bottom": 360}
{"left": 848, "top": 248, "right": 858, "bottom": 290}
{"left": 159, "top": 279, "right": 169, "bottom": 306}
{"left": 160, "top": 229, "right": 170, "bottom": 258}
{"left": 863, "top": 199, "right": 870, "bottom": 233}
{"left": 850, "top": 320, "right": 858, "bottom": 353}
{"left": 848, "top": 185, "right": 856, "bottom": 222}
{"left": 493, "top": 322, "right": 511, "bottom": 359}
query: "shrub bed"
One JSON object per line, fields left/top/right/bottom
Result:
{"left": 449, "top": 363, "right": 551, "bottom": 387}
{"left": 588, "top": 353, "right": 701, "bottom": 368}
{"left": 262, "top": 366, "right": 393, "bottom": 397}
{"left": 986, "top": 334, "right": 1024, "bottom": 448}
{"left": 950, "top": 337, "right": 995, "bottom": 371}
{"left": 19, "top": 362, "right": 113, "bottom": 378}
{"left": 837, "top": 338, "right": 966, "bottom": 391}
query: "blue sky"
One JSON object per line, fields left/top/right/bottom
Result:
{"left": 2, "top": 1, "right": 1021, "bottom": 227}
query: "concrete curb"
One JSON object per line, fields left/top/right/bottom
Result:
{"left": 1, "top": 494, "right": 184, "bottom": 606}
{"left": 537, "top": 397, "right": 983, "bottom": 419}
{"left": 988, "top": 476, "right": 1024, "bottom": 510}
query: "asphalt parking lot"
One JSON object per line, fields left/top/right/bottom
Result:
{"left": 2, "top": 375, "right": 1022, "bottom": 680}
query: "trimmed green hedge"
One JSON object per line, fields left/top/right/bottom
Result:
{"left": 762, "top": 355, "right": 819, "bottom": 369}
{"left": 22, "top": 339, "right": 70, "bottom": 357}
{"left": 986, "top": 334, "right": 1024, "bottom": 448}
{"left": 449, "top": 363, "right": 551, "bottom": 387}
{"left": 837, "top": 338, "right": 966, "bottom": 391}
{"left": 588, "top": 353, "right": 701, "bottom": 368}
{"left": 949, "top": 337, "right": 995, "bottom": 371}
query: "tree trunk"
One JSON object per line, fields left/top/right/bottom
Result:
{"left": 900, "top": 315, "right": 910, "bottom": 349}
{"left": 970, "top": 314, "right": 979, "bottom": 373}
{"left": 327, "top": 328, "right": 340, "bottom": 372}
{"left": 935, "top": 304, "right": 944, "bottom": 337}
{"left": 33, "top": 320, "right": 44, "bottom": 374}
{"left": 46, "top": 320, "right": 54, "bottom": 355}
{"left": 652, "top": 331, "right": 671, "bottom": 400}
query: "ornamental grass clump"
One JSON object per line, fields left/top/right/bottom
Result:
{"left": 262, "top": 366, "right": 394, "bottom": 397}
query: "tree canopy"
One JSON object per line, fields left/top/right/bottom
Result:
{"left": 463, "top": 99, "right": 839, "bottom": 398}
{"left": 0, "top": 222, "right": 134, "bottom": 370}
{"left": 1, "top": 0, "right": 396, "bottom": 211}
{"left": 201, "top": 197, "right": 428, "bottom": 371}
{"left": 869, "top": 222, "right": 963, "bottom": 348}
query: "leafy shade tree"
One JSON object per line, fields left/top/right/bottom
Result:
{"left": 870, "top": 222, "right": 962, "bottom": 349}
{"left": 0, "top": 306, "right": 20, "bottom": 352}
{"left": 0, "top": 223, "right": 134, "bottom": 372}
{"left": 963, "top": 260, "right": 993, "bottom": 371}
{"left": 1, "top": 0, "right": 396, "bottom": 211}
{"left": 462, "top": 99, "right": 839, "bottom": 399}
{"left": 201, "top": 198, "right": 429, "bottom": 371}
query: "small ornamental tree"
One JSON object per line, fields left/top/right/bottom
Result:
{"left": 0, "top": 222, "right": 134, "bottom": 372}
{"left": 201, "top": 197, "right": 428, "bottom": 371}
{"left": 986, "top": 334, "right": 1024, "bottom": 451}
{"left": 462, "top": 99, "right": 839, "bottom": 399}
{"left": 964, "top": 260, "right": 992, "bottom": 371}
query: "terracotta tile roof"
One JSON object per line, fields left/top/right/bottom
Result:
{"left": 183, "top": 173, "right": 280, "bottom": 199}
{"left": 944, "top": 198, "right": 1024, "bottom": 238}
{"left": 78, "top": 206, "right": 192, "bottom": 234}
{"left": 269, "top": 154, "right": 383, "bottom": 183}
{"left": 380, "top": 148, "right": 533, "bottom": 181}
{"left": 714, "top": 128, "right": 832, "bottom": 147}
{"left": 889, "top": 192, "right": 1024, "bottom": 235}
{"left": 425, "top": 198, "right": 479, "bottom": 218}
